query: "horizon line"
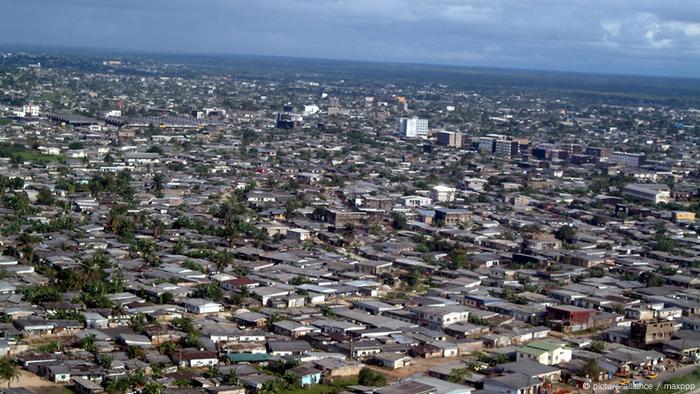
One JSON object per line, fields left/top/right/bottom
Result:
{"left": 1, "top": 41, "right": 699, "bottom": 82}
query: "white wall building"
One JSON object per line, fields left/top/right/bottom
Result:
{"left": 431, "top": 185, "right": 456, "bottom": 203}
{"left": 399, "top": 117, "right": 429, "bottom": 139}
{"left": 623, "top": 183, "right": 671, "bottom": 204}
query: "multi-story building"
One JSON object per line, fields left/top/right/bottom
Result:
{"left": 586, "top": 146, "right": 611, "bottom": 159}
{"left": 436, "top": 131, "right": 462, "bottom": 147}
{"left": 399, "top": 117, "right": 429, "bottom": 139}
{"left": 276, "top": 112, "right": 302, "bottom": 129}
{"left": 546, "top": 305, "right": 594, "bottom": 333}
{"left": 630, "top": 320, "right": 676, "bottom": 348}
{"left": 477, "top": 137, "right": 496, "bottom": 153}
{"left": 495, "top": 139, "right": 519, "bottom": 157}
{"left": 434, "top": 208, "right": 470, "bottom": 226}
{"left": 611, "top": 152, "right": 646, "bottom": 167}
{"left": 623, "top": 183, "right": 671, "bottom": 204}
{"left": 431, "top": 185, "right": 456, "bottom": 203}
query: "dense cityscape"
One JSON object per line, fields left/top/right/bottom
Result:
{"left": 0, "top": 49, "right": 698, "bottom": 394}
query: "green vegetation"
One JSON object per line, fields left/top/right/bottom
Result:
{"left": 277, "top": 377, "right": 358, "bottom": 394}
{"left": 358, "top": 367, "right": 387, "bottom": 386}
{"left": 0, "top": 358, "right": 20, "bottom": 388}
{"left": 0, "top": 143, "right": 65, "bottom": 164}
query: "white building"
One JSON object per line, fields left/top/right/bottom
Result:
{"left": 400, "top": 195, "right": 433, "bottom": 207}
{"left": 399, "top": 117, "right": 429, "bottom": 139}
{"left": 182, "top": 298, "right": 223, "bottom": 314}
{"left": 303, "top": 105, "right": 320, "bottom": 115}
{"left": 516, "top": 341, "right": 572, "bottom": 365}
{"left": 22, "top": 104, "right": 40, "bottom": 117}
{"left": 287, "top": 228, "right": 311, "bottom": 242}
{"left": 431, "top": 185, "right": 456, "bottom": 203}
{"left": 623, "top": 183, "right": 671, "bottom": 204}
{"left": 412, "top": 305, "right": 470, "bottom": 329}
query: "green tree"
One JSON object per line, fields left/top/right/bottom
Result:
{"left": 81, "top": 334, "right": 97, "bottom": 352}
{"left": 36, "top": 188, "right": 55, "bottom": 205}
{"left": 0, "top": 358, "right": 20, "bottom": 388}
{"left": 358, "top": 367, "right": 386, "bottom": 386}
{"left": 581, "top": 359, "right": 603, "bottom": 381}
{"left": 448, "top": 368, "right": 472, "bottom": 383}
{"left": 590, "top": 341, "right": 607, "bottom": 353}
{"left": 191, "top": 283, "right": 224, "bottom": 301}
{"left": 391, "top": 212, "right": 407, "bottom": 230}
{"left": 555, "top": 225, "right": 576, "bottom": 243}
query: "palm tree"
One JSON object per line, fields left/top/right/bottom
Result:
{"left": 81, "top": 334, "right": 97, "bottom": 353}
{"left": 111, "top": 303, "right": 128, "bottom": 320}
{"left": 448, "top": 368, "right": 472, "bottom": 383}
{"left": 80, "top": 258, "right": 104, "bottom": 283}
{"left": 151, "top": 218, "right": 165, "bottom": 239}
{"left": 16, "top": 232, "right": 36, "bottom": 264}
{"left": 150, "top": 173, "right": 165, "bottom": 194}
{"left": 0, "top": 358, "right": 20, "bottom": 388}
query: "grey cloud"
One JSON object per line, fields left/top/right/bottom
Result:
{"left": 0, "top": 0, "right": 698, "bottom": 77}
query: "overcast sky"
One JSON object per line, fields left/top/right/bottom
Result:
{"left": 2, "top": 0, "right": 700, "bottom": 78}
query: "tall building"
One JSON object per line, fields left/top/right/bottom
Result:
{"left": 494, "top": 139, "right": 519, "bottom": 157}
{"left": 276, "top": 105, "right": 302, "bottom": 129}
{"left": 477, "top": 137, "right": 496, "bottom": 153}
{"left": 399, "top": 117, "right": 429, "bottom": 139}
{"left": 276, "top": 112, "right": 302, "bottom": 129}
{"left": 327, "top": 97, "right": 341, "bottom": 115}
{"left": 437, "top": 131, "right": 462, "bottom": 148}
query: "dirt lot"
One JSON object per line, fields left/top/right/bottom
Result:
{"left": 368, "top": 357, "right": 462, "bottom": 380}
{"left": 13, "top": 370, "right": 71, "bottom": 394}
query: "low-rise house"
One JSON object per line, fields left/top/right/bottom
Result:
{"left": 311, "top": 357, "right": 363, "bottom": 377}
{"left": 181, "top": 298, "right": 223, "bottom": 314}
{"left": 500, "top": 359, "right": 561, "bottom": 383}
{"left": 412, "top": 305, "right": 470, "bottom": 329}
{"left": 516, "top": 341, "right": 572, "bottom": 365}
{"left": 376, "top": 381, "right": 437, "bottom": 394}
{"left": 482, "top": 373, "right": 541, "bottom": 394}
{"left": 289, "top": 365, "right": 322, "bottom": 386}
{"left": 272, "top": 321, "right": 320, "bottom": 338}
{"left": 48, "top": 365, "right": 71, "bottom": 383}
{"left": 375, "top": 352, "right": 412, "bottom": 369}
{"left": 267, "top": 340, "right": 312, "bottom": 356}
{"left": 172, "top": 350, "right": 219, "bottom": 368}
{"left": 73, "top": 377, "right": 106, "bottom": 394}
{"left": 335, "top": 339, "right": 382, "bottom": 359}
{"left": 233, "top": 312, "right": 268, "bottom": 328}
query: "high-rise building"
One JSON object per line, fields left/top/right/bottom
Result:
{"left": 399, "top": 117, "right": 429, "bottom": 139}
{"left": 494, "top": 139, "right": 519, "bottom": 157}
{"left": 276, "top": 105, "right": 302, "bottom": 129}
{"left": 477, "top": 137, "right": 496, "bottom": 153}
{"left": 437, "top": 131, "right": 462, "bottom": 148}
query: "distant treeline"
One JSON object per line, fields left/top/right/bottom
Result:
{"left": 2, "top": 47, "right": 700, "bottom": 107}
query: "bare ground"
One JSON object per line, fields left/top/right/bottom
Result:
{"left": 367, "top": 357, "right": 462, "bottom": 380}
{"left": 11, "top": 370, "right": 70, "bottom": 394}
